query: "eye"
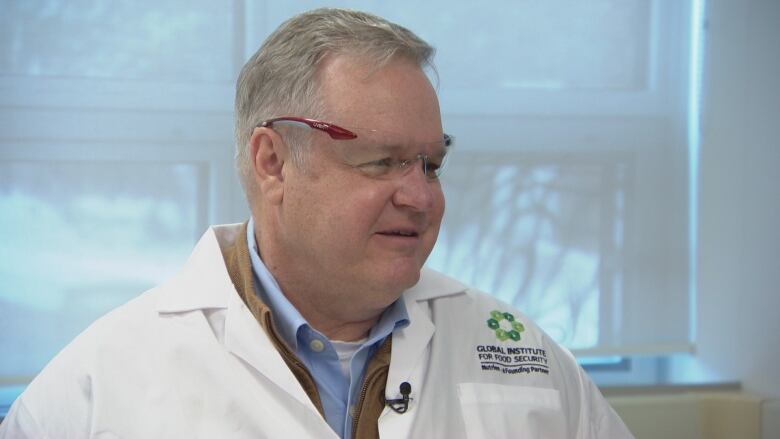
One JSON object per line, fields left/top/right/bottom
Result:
{"left": 355, "top": 157, "right": 395, "bottom": 177}
{"left": 358, "top": 157, "right": 394, "bottom": 169}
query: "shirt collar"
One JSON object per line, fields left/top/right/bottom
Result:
{"left": 365, "top": 295, "right": 409, "bottom": 345}
{"left": 246, "top": 217, "right": 307, "bottom": 350}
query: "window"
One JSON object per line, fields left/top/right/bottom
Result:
{"left": 0, "top": 0, "right": 244, "bottom": 413}
{"left": 1, "top": 0, "right": 701, "bottom": 413}
{"left": 0, "top": 160, "right": 202, "bottom": 375}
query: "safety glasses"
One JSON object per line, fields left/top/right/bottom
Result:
{"left": 259, "top": 116, "right": 453, "bottom": 180}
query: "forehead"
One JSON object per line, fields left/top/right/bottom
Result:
{"left": 316, "top": 54, "right": 443, "bottom": 144}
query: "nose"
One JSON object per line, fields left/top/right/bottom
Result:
{"left": 392, "top": 160, "right": 436, "bottom": 212}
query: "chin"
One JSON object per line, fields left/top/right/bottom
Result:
{"left": 383, "top": 263, "right": 423, "bottom": 292}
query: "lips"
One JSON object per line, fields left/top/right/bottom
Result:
{"left": 377, "top": 229, "right": 419, "bottom": 237}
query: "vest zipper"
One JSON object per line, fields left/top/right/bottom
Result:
{"left": 262, "top": 312, "right": 325, "bottom": 416}
{"left": 351, "top": 363, "right": 389, "bottom": 438}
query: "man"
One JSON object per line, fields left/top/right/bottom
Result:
{"left": 0, "top": 8, "right": 633, "bottom": 438}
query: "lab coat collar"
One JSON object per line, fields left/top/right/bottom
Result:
{"left": 404, "top": 267, "right": 469, "bottom": 302}
{"left": 155, "top": 225, "right": 239, "bottom": 313}
{"left": 154, "top": 223, "right": 321, "bottom": 415}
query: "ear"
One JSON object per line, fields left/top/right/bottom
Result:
{"left": 249, "top": 126, "right": 287, "bottom": 205}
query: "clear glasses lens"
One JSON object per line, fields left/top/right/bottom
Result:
{"left": 264, "top": 118, "right": 454, "bottom": 181}
{"left": 335, "top": 134, "right": 453, "bottom": 181}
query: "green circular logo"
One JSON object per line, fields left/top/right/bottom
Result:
{"left": 486, "top": 310, "right": 525, "bottom": 341}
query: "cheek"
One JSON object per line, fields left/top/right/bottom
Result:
{"left": 310, "top": 178, "right": 390, "bottom": 243}
{"left": 335, "top": 186, "right": 390, "bottom": 229}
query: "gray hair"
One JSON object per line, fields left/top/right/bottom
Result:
{"left": 234, "top": 8, "right": 436, "bottom": 200}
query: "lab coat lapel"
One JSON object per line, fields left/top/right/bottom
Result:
{"left": 223, "top": 290, "right": 319, "bottom": 413}
{"left": 380, "top": 294, "right": 436, "bottom": 437}
{"left": 158, "top": 226, "right": 320, "bottom": 415}
{"left": 381, "top": 268, "right": 468, "bottom": 434}
{"left": 386, "top": 268, "right": 467, "bottom": 388}
{"left": 386, "top": 295, "right": 434, "bottom": 389}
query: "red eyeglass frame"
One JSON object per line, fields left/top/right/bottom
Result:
{"left": 259, "top": 117, "right": 358, "bottom": 140}
{"left": 259, "top": 116, "right": 454, "bottom": 148}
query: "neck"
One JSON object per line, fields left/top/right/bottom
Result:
{"left": 290, "top": 302, "right": 380, "bottom": 342}
{"left": 254, "top": 224, "right": 390, "bottom": 342}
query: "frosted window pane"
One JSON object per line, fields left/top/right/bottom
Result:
{"left": 0, "top": 0, "right": 233, "bottom": 82}
{"left": 427, "top": 156, "right": 626, "bottom": 349}
{"left": 317, "top": 0, "right": 651, "bottom": 90}
{"left": 0, "top": 161, "right": 200, "bottom": 376}
{"left": 418, "top": 0, "right": 649, "bottom": 89}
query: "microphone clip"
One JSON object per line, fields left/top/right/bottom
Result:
{"left": 383, "top": 382, "right": 413, "bottom": 414}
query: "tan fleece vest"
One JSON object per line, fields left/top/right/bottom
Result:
{"left": 221, "top": 222, "right": 389, "bottom": 439}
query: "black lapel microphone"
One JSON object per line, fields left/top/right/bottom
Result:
{"left": 383, "top": 382, "right": 412, "bottom": 414}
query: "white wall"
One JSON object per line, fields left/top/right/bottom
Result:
{"left": 670, "top": 0, "right": 780, "bottom": 400}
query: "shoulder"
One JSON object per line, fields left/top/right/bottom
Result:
{"left": 29, "top": 285, "right": 166, "bottom": 380}
{"left": 413, "top": 268, "right": 559, "bottom": 353}
{"left": 427, "top": 281, "right": 573, "bottom": 371}
{"left": 2, "top": 287, "right": 163, "bottom": 437}
{"left": 66, "top": 287, "right": 166, "bottom": 354}
{"left": 410, "top": 269, "right": 633, "bottom": 437}
{"left": 19, "top": 224, "right": 240, "bottom": 404}
{"left": 410, "top": 268, "right": 579, "bottom": 377}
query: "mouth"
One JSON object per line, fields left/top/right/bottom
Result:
{"left": 376, "top": 229, "right": 420, "bottom": 238}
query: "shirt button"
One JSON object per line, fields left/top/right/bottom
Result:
{"left": 349, "top": 405, "right": 357, "bottom": 418}
{"left": 309, "top": 339, "right": 325, "bottom": 353}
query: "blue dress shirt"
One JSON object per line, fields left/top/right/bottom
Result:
{"left": 246, "top": 218, "right": 409, "bottom": 438}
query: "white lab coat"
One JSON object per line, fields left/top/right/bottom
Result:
{"left": 0, "top": 224, "right": 633, "bottom": 438}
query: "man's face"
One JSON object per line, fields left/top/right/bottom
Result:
{"left": 274, "top": 54, "right": 446, "bottom": 310}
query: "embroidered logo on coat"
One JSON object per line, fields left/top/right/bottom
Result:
{"left": 478, "top": 310, "right": 549, "bottom": 375}
{"left": 486, "top": 310, "right": 525, "bottom": 341}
